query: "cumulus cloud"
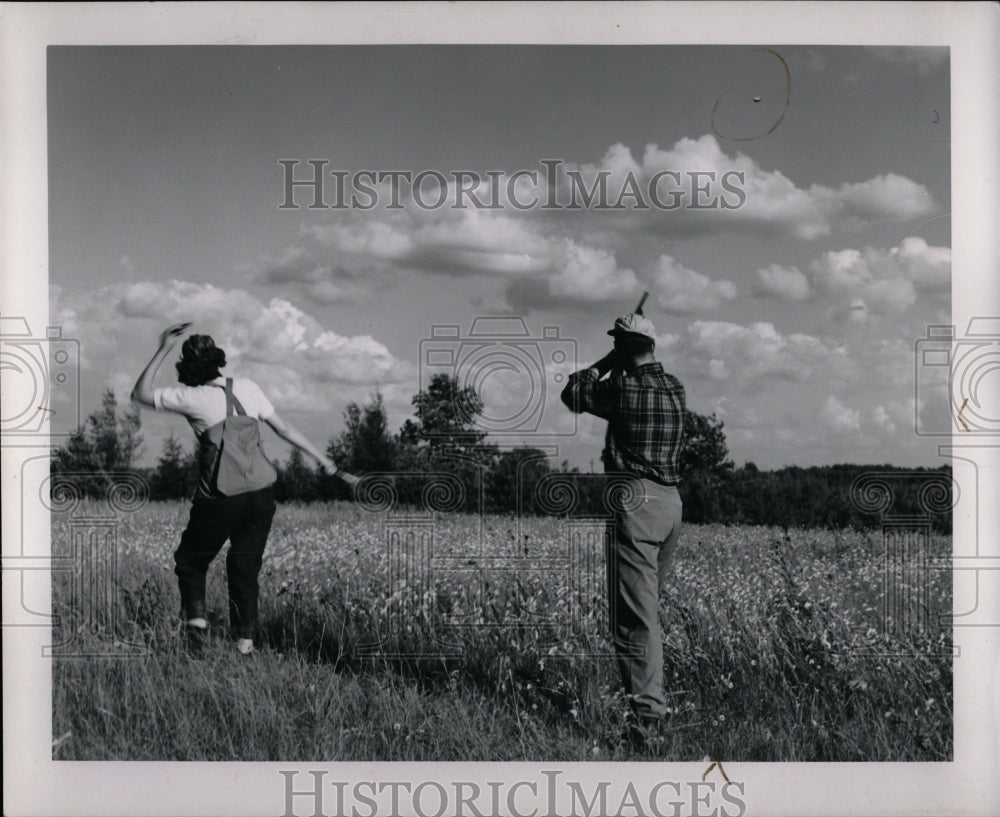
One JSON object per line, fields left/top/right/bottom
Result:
{"left": 244, "top": 246, "right": 367, "bottom": 303}
{"left": 872, "top": 405, "right": 896, "bottom": 433}
{"left": 821, "top": 395, "right": 861, "bottom": 433}
{"left": 56, "top": 279, "right": 414, "bottom": 414}
{"left": 827, "top": 298, "right": 870, "bottom": 326}
{"left": 828, "top": 174, "right": 936, "bottom": 223}
{"left": 305, "top": 219, "right": 416, "bottom": 262}
{"left": 506, "top": 245, "right": 737, "bottom": 313}
{"left": 262, "top": 135, "right": 941, "bottom": 327}
{"left": 638, "top": 317, "right": 920, "bottom": 458}
{"left": 651, "top": 255, "right": 737, "bottom": 313}
{"left": 809, "top": 238, "right": 950, "bottom": 318}
{"left": 893, "top": 236, "right": 951, "bottom": 291}
{"left": 678, "top": 320, "right": 845, "bottom": 384}
{"left": 866, "top": 337, "right": 924, "bottom": 390}
{"left": 547, "top": 239, "right": 640, "bottom": 301}
{"left": 250, "top": 246, "right": 324, "bottom": 284}
{"left": 301, "top": 135, "right": 936, "bottom": 247}
{"left": 624, "top": 135, "right": 936, "bottom": 239}
{"left": 278, "top": 134, "right": 938, "bottom": 308}
{"left": 304, "top": 209, "right": 551, "bottom": 277}
{"left": 612, "top": 312, "right": 931, "bottom": 462}
{"left": 754, "top": 264, "right": 811, "bottom": 301}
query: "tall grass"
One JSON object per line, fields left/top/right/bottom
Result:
{"left": 52, "top": 501, "right": 952, "bottom": 761}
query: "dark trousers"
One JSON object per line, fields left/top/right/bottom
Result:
{"left": 174, "top": 486, "right": 276, "bottom": 638}
{"left": 607, "top": 479, "right": 683, "bottom": 720}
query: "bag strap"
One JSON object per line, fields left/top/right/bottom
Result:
{"left": 214, "top": 378, "right": 248, "bottom": 417}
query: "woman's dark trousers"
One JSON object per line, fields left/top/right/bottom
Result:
{"left": 174, "top": 486, "right": 276, "bottom": 638}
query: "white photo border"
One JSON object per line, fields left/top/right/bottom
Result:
{"left": 3, "top": 2, "right": 999, "bottom": 816}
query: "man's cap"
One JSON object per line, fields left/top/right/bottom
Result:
{"left": 608, "top": 313, "right": 656, "bottom": 340}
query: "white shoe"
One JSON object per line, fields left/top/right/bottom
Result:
{"left": 236, "top": 638, "right": 255, "bottom": 655}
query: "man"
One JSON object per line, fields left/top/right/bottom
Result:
{"left": 560, "top": 312, "right": 686, "bottom": 744}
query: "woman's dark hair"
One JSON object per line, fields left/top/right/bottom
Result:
{"left": 176, "top": 335, "right": 226, "bottom": 386}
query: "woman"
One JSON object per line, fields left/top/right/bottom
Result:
{"left": 132, "top": 323, "right": 357, "bottom": 655}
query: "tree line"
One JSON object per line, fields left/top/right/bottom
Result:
{"left": 52, "top": 376, "right": 952, "bottom": 532}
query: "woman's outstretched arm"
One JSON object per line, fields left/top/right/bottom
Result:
{"left": 264, "top": 413, "right": 360, "bottom": 487}
{"left": 131, "top": 323, "right": 191, "bottom": 407}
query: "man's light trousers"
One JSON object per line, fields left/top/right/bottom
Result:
{"left": 607, "top": 478, "right": 683, "bottom": 720}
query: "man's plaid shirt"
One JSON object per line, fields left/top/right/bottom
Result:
{"left": 561, "top": 362, "right": 686, "bottom": 485}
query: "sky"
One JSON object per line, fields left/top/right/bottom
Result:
{"left": 47, "top": 45, "right": 952, "bottom": 471}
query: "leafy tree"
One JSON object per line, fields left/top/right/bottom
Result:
{"left": 53, "top": 388, "right": 144, "bottom": 496}
{"left": 55, "top": 425, "right": 102, "bottom": 474}
{"left": 394, "top": 375, "right": 497, "bottom": 512}
{"left": 485, "top": 447, "right": 552, "bottom": 514}
{"left": 92, "top": 388, "right": 143, "bottom": 471}
{"left": 276, "top": 447, "right": 319, "bottom": 503}
{"left": 679, "top": 410, "right": 734, "bottom": 480}
{"left": 399, "top": 373, "right": 488, "bottom": 449}
{"left": 321, "top": 390, "right": 397, "bottom": 500}
{"left": 676, "top": 410, "right": 733, "bottom": 524}
{"left": 149, "top": 430, "right": 197, "bottom": 500}
{"left": 328, "top": 390, "right": 397, "bottom": 475}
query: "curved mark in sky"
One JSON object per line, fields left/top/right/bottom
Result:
{"left": 711, "top": 48, "right": 792, "bottom": 142}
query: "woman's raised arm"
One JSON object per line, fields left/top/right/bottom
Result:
{"left": 131, "top": 323, "right": 191, "bottom": 407}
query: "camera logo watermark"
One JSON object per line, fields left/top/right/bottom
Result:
{"left": 912, "top": 318, "right": 1000, "bottom": 637}
{"left": 0, "top": 316, "right": 81, "bottom": 442}
{"left": 419, "top": 318, "right": 577, "bottom": 438}
{"left": 278, "top": 159, "right": 749, "bottom": 212}
{"left": 3, "top": 455, "right": 150, "bottom": 658}
{"left": 849, "top": 471, "right": 954, "bottom": 656}
{"left": 47, "top": 471, "right": 150, "bottom": 657}
{"left": 915, "top": 318, "right": 1000, "bottom": 435}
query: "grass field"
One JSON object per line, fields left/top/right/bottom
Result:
{"left": 51, "top": 499, "right": 952, "bottom": 762}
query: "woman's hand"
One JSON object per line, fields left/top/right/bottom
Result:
{"left": 338, "top": 471, "right": 361, "bottom": 489}
{"left": 159, "top": 322, "right": 192, "bottom": 349}
{"left": 132, "top": 323, "right": 191, "bottom": 407}
{"left": 317, "top": 456, "right": 339, "bottom": 475}
{"left": 317, "top": 456, "right": 360, "bottom": 488}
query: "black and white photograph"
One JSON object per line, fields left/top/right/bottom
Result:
{"left": 3, "top": 3, "right": 999, "bottom": 816}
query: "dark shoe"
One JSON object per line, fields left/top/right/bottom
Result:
{"left": 184, "top": 623, "right": 209, "bottom": 657}
{"left": 624, "top": 716, "right": 663, "bottom": 750}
